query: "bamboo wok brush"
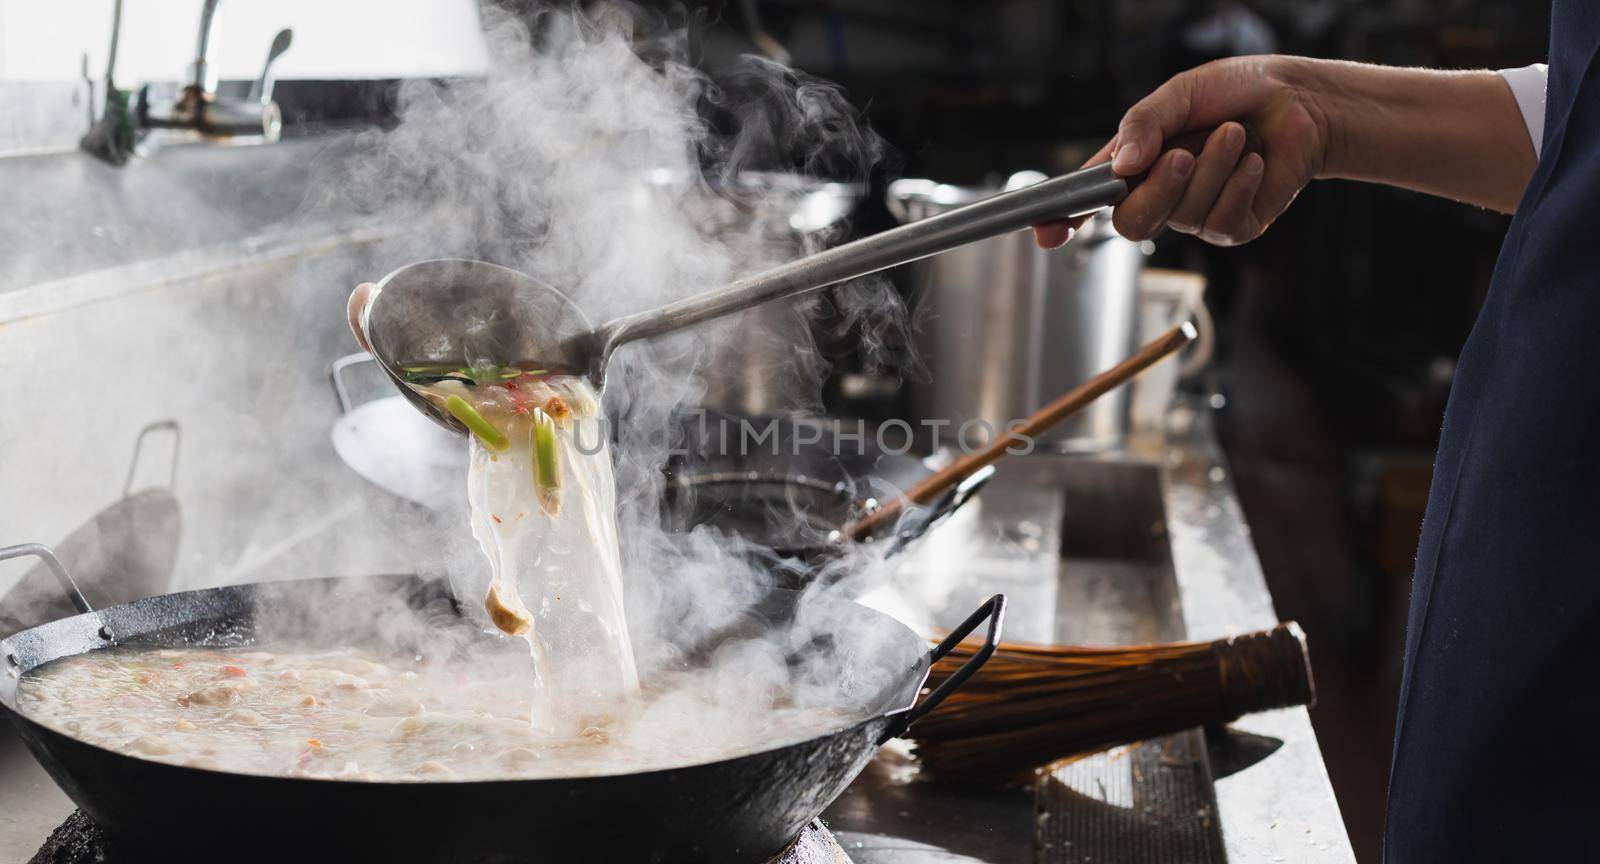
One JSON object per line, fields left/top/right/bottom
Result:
{"left": 911, "top": 623, "right": 1314, "bottom": 782}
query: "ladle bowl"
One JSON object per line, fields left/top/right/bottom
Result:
{"left": 357, "top": 259, "right": 596, "bottom": 436}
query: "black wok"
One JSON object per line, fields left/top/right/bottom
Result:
{"left": 662, "top": 411, "right": 992, "bottom": 582}
{"left": 0, "top": 555, "right": 1002, "bottom": 863}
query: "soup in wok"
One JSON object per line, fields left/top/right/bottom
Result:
{"left": 16, "top": 642, "right": 860, "bottom": 782}
{"left": 14, "top": 367, "right": 883, "bottom": 782}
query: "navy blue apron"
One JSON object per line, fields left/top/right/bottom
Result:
{"left": 1386, "top": 3, "right": 1600, "bottom": 859}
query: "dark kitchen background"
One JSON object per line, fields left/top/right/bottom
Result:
{"left": 657, "top": 2, "right": 1543, "bottom": 861}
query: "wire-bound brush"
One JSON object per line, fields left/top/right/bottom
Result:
{"left": 912, "top": 623, "right": 1314, "bottom": 781}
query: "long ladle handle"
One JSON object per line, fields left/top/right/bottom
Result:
{"left": 596, "top": 128, "right": 1255, "bottom": 354}
{"left": 844, "top": 321, "right": 1197, "bottom": 542}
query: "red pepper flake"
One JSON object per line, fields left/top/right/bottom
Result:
{"left": 170, "top": 662, "right": 186, "bottom": 670}
{"left": 491, "top": 514, "right": 503, "bottom": 524}
{"left": 513, "top": 404, "right": 531, "bottom": 416}
{"left": 307, "top": 738, "right": 323, "bottom": 749}
{"left": 219, "top": 665, "right": 248, "bottom": 678}
{"left": 504, "top": 381, "right": 520, "bottom": 391}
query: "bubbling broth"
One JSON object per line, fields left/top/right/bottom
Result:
{"left": 14, "top": 369, "right": 886, "bottom": 779}
{"left": 16, "top": 645, "right": 856, "bottom": 781}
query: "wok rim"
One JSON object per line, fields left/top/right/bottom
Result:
{"left": 0, "top": 575, "right": 933, "bottom": 788}
{"left": 661, "top": 409, "right": 995, "bottom": 562}
{"left": 0, "top": 703, "right": 902, "bottom": 789}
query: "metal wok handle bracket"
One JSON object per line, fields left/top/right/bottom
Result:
{"left": 948, "top": 463, "right": 994, "bottom": 510}
{"left": 124, "top": 419, "right": 180, "bottom": 497}
{"left": 878, "top": 464, "right": 995, "bottom": 560}
{"left": 0, "top": 543, "right": 93, "bottom": 617}
{"left": 330, "top": 352, "right": 377, "bottom": 414}
{"left": 880, "top": 593, "right": 1006, "bottom": 744}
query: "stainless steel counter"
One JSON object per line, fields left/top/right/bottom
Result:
{"left": 1161, "top": 399, "right": 1355, "bottom": 863}
{"left": 823, "top": 394, "right": 1355, "bottom": 863}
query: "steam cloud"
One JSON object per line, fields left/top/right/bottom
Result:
{"left": 315, "top": 2, "right": 928, "bottom": 739}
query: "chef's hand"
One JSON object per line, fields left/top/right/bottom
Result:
{"left": 348, "top": 283, "right": 376, "bottom": 353}
{"left": 1035, "top": 55, "right": 1328, "bottom": 249}
{"left": 1036, "top": 56, "right": 1536, "bottom": 249}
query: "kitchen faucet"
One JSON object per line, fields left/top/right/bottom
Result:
{"left": 81, "top": 0, "right": 293, "bottom": 165}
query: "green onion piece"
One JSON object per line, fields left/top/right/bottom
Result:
{"left": 407, "top": 371, "right": 477, "bottom": 387}
{"left": 445, "top": 395, "right": 509, "bottom": 452}
{"left": 532, "top": 406, "right": 561, "bottom": 512}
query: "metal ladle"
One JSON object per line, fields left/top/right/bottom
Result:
{"left": 355, "top": 134, "right": 1236, "bottom": 436}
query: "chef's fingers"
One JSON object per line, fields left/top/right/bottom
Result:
{"left": 1033, "top": 139, "right": 1118, "bottom": 248}
{"left": 348, "top": 283, "right": 376, "bottom": 354}
{"left": 1166, "top": 122, "right": 1248, "bottom": 234}
{"left": 1110, "top": 60, "right": 1272, "bottom": 178}
{"left": 1110, "top": 149, "right": 1195, "bottom": 241}
{"left": 1111, "top": 75, "right": 1200, "bottom": 176}
{"left": 1199, "top": 153, "right": 1266, "bottom": 246}
{"left": 1033, "top": 222, "right": 1077, "bottom": 249}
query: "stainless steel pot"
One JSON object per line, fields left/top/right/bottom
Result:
{"left": 889, "top": 174, "right": 1145, "bottom": 452}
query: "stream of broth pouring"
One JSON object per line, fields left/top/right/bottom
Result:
{"left": 415, "top": 371, "right": 639, "bottom": 737}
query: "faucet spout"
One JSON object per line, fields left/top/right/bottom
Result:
{"left": 191, "top": 0, "right": 222, "bottom": 95}
{"left": 83, "top": 0, "right": 287, "bottom": 163}
{"left": 79, "top": 0, "right": 133, "bottom": 165}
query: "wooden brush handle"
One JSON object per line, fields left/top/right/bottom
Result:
{"left": 1210, "top": 622, "right": 1316, "bottom": 715}
{"left": 844, "top": 321, "right": 1196, "bottom": 542}
{"left": 913, "top": 623, "right": 1315, "bottom": 780}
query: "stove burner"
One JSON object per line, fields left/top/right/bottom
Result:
{"left": 31, "top": 811, "right": 852, "bottom": 864}
{"left": 31, "top": 810, "right": 117, "bottom": 864}
{"left": 774, "top": 821, "right": 853, "bottom": 863}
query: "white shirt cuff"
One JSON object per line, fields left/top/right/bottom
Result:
{"left": 1499, "top": 63, "right": 1548, "bottom": 160}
